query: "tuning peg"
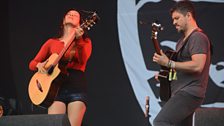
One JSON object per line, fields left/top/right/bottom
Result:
{"left": 152, "top": 22, "right": 164, "bottom": 31}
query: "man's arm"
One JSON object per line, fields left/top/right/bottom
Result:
{"left": 174, "top": 54, "right": 206, "bottom": 73}
{"left": 153, "top": 50, "right": 207, "bottom": 74}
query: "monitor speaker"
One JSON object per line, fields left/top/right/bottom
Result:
{"left": 0, "top": 114, "right": 70, "bottom": 126}
{"left": 194, "top": 107, "right": 224, "bottom": 126}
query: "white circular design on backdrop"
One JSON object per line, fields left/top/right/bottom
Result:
{"left": 117, "top": 0, "right": 224, "bottom": 124}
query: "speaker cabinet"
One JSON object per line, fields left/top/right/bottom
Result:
{"left": 0, "top": 114, "right": 70, "bottom": 126}
{"left": 194, "top": 107, "right": 224, "bottom": 126}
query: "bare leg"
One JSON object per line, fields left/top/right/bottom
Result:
{"left": 48, "top": 101, "right": 66, "bottom": 114}
{"left": 67, "top": 101, "right": 86, "bottom": 126}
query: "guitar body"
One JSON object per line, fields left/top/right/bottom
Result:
{"left": 158, "top": 50, "right": 177, "bottom": 101}
{"left": 158, "top": 70, "right": 171, "bottom": 101}
{"left": 28, "top": 54, "right": 61, "bottom": 108}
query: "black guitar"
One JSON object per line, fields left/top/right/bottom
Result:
{"left": 151, "top": 22, "right": 177, "bottom": 101}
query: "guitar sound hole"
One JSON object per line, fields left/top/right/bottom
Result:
{"left": 36, "top": 80, "right": 43, "bottom": 92}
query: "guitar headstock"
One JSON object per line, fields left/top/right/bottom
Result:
{"left": 151, "top": 21, "right": 164, "bottom": 54}
{"left": 151, "top": 22, "right": 163, "bottom": 39}
{"left": 81, "top": 12, "right": 100, "bottom": 31}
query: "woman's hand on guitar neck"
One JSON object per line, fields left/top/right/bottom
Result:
{"left": 153, "top": 50, "right": 169, "bottom": 67}
{"left": 75, "top": 27, "right": 84, "bottom": 39}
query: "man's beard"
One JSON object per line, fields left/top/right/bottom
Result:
{"left": 176, "top": 26, "right": 184, "bottom": 33}
{"left": 178, "top": 29, "right": 184, "bottom": 33}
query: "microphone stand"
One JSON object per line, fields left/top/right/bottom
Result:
{"left": 145, "top": 96, "right": 151, "bottom": 126}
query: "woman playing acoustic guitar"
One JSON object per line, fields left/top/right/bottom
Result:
{"left": 29, "top": 9, "right": 93, "bottom": 126}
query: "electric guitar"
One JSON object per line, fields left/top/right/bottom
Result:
{"left": 28, "top": 12, "right": 99, "bottom": 108}
{"left": 151, "top": 22, "right": 177, "bottom": 101}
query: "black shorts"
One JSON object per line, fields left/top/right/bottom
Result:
{"left": 55, "top": 88, "right": 88, "bottom": 106}
{"left": 54, "top": 69, "right": 88, "bottom": 106}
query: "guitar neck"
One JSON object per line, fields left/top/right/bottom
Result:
{"left": 152, "top": 38, "right": 161, "bottom": 55}
{"left": 51, "top": 22, "right": 86, "bottom": 66}
{"left": 52, "top": 40, "right": 74, "bottom": 66}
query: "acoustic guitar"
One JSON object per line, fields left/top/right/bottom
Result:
{"left": 28, "top": 12, "right": 99, "bottom": 108}
{"left": 151, "top": 22, "right": 177, "bottom": 101}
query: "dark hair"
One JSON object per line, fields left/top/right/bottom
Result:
{"left": 170, "top": 0, "right": 196, "bottom": 20}
{"left": 55, "top": 9, "right": 89, "bottom": 40}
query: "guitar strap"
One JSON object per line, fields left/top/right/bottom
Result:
{"left": 68, "top": 42, "right": 76, "bottom": 62}
{"left": 176, "top": 27, "right": 214, "bottom": 60}
{"left": 176, "top": 28, "right": 202, "bottom": 53}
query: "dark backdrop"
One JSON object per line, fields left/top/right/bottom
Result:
{"left": 3, "top": 0, "right": 149, "bottom": 126}
{"left": 1, "top": 0, "right": 224, "bottom": 126}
